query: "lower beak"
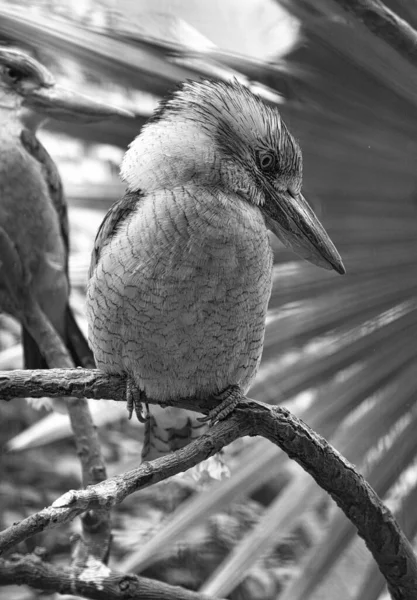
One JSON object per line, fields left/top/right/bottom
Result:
{"left": 23, "top": 84, "right": 133, "bottom": 123}
{"left": 262, "top": 185, "right": 346, "bottom": 275}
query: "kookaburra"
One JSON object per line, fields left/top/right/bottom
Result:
{"left": 0, "top": 47, "right": 130, "bottom": 369}
{"left": 87, "top": 79, "right": 345, "bottom": 460}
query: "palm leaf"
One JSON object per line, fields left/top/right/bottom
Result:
{"left": 0, "top": 4, "right": 294, "bottom": 147}
{"left": 2, "top": 2, "right": 417, "bottom": 598}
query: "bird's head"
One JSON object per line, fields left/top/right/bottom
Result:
{"left": 0, "top": 47, "right": 132, "bottom": 129}
{"left": 121, "top": 79, "right": 345, "bottom": 274}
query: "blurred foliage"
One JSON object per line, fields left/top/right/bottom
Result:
{"left": 1, "top": 1, "right": 417, "bottom": 600}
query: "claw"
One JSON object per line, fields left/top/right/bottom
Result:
{"left": 126, "top": 378, "right": 148, "bottom": 423}
{"left": 198, "top": 384, "right": 242, "bottom": 425}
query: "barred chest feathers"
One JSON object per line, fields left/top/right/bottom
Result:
{"left": 87, "top": 184, "right": 273, "bottom": 402}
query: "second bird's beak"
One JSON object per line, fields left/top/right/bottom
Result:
{"left": 23, "top": 84, "right": 133, "bottom": 123}
{"left": 262, "top": 183, "right": 346, "bottom": 275}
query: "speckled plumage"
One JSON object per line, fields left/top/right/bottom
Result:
{"left": 88, "top": 185, "right": 272, "bottom": 400}
{"left": 87, "top": 80, "right": 344, "bottom": 460}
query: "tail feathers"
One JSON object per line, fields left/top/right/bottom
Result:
{"left": 22, "top": 327, "right": 48, "bottom": 369}
{"left": 22, "top": 305, "right": 95, "bottom": 369}
{"left": 141, "top": 405, "right": 230, "bottom": 481}
{"left": 142, "top": 407, "right": 208, "bottom": 462}
{"left": 65, "top": 305, "right": 96, "bottom": 368}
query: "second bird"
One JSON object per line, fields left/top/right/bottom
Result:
{"left": 0, "top": 47, "right": 131, "bottom": 369}
{"left": 87, "top": 80, "right": 345, "bottom": 460}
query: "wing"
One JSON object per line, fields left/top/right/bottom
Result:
{"left": 20, "top": 128, "right": 69, "bottom": 274}
{"left": 89, "top": 190, "right": 143, "bottom": 278}
{"left": 20, "top": 129, "right": 95, "bottom": 369}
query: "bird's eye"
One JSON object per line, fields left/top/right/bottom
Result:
{"left": 3, "top": 66, "right": 25, "bottom": 84}
{"left": 257, "top": 150, "right": 276, "bottom": 173}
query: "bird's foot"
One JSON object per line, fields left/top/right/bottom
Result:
{"left": 126, "top": 378, "right": 148, "bottom": 423}
{"left": 198, "top": 384, "right": 242, "bottom": 425}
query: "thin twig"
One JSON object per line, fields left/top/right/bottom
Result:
{"left": 0, "top": 325, "right": 112, "bottom": 562}
{"left": 0, "top": 553, "right": 219, "bottom": 600}
{"left": 0, "top": 416, "right": 241, "bottom": 555}
{"left": 18, "top": 317, "right": 108, "bottom": 489}
{"left": 0, "top": 367, "right": 416, "bottom": 599}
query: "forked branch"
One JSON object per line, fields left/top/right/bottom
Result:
{"left": 0, "top": 368, "right": 417, "bottom": 599}
{"left": 0, "top": 553, "right": 219, "bottom": 600}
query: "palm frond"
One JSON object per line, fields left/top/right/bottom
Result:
{"left": 2, "top": 1, "right": 417, "bottom": 598}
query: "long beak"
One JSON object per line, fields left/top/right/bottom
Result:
{"left": 23, "top": 84, "right": 133, "bottom": 123}
{"left": 261, "top": 183, "right": 346, "bottom": 274}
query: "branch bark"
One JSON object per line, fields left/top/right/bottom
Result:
{"left": 1, "top": 368, "right": 417, "bottom": 598}
{"left": 333, "top": 0, "right": 417, "bottom": 65}
{"left": 0, "top": 553, "right": 219, "bottom": 600}
{"left": 0, "top": 324, "right": 112, "bottom": 562}
{"left": 0, "top": 413, "right": 240, "bottom": 555}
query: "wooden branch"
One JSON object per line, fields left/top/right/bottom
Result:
{"left": 1, "top": 368, "right": 417, "bottom": 598}
{"left": 0, "top": 368, "right": 127, "bottom": 404}
{"left": 333, "top": 0, "right": 417, "bottom": 65}
{"left": 0, "top": 415, "right": 242, "bottom": 555}
{"left": 66, "top": 394, "right": 111, "bottom": 564}
{"left": 0, "top": 553, "right": 219, "bottom": 600}
{"left": 0, "top": 332, "right": 112, "bottom": 562}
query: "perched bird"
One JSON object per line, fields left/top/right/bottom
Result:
{"left": 87, "top": 79, "right": 345, "bottom": 461}
{"left": 0, "top": 47, "right": 131, "bottom": 369}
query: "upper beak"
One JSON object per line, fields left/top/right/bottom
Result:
{"left": 262, "top": 183, "right": 346, "bottom": 275}
{"left": 23, "top": 84, "right": 134, "bottom": 123}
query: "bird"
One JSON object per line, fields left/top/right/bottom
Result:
{"left": 0, "top": 46, "right": 131, "bottom": 370}
{"left": 87, "top": 79, "right": 345, "bottom": 461}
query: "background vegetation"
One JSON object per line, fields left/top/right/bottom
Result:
{"left": 1, "top": 1, "right": 416, "bottom": 599}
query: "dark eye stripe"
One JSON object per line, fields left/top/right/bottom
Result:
{"left": 4, "top": 66, "right": 25, "bottom": 82}
{"left": 0, "top": 50, "right": 54, "bottom": 87}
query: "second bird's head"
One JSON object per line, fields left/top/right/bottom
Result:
{"left": 0, "top": 47, "right": 132, "bottom": 128}
{"left": 122, "top": 79, "right": 345, "bottom": 275}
